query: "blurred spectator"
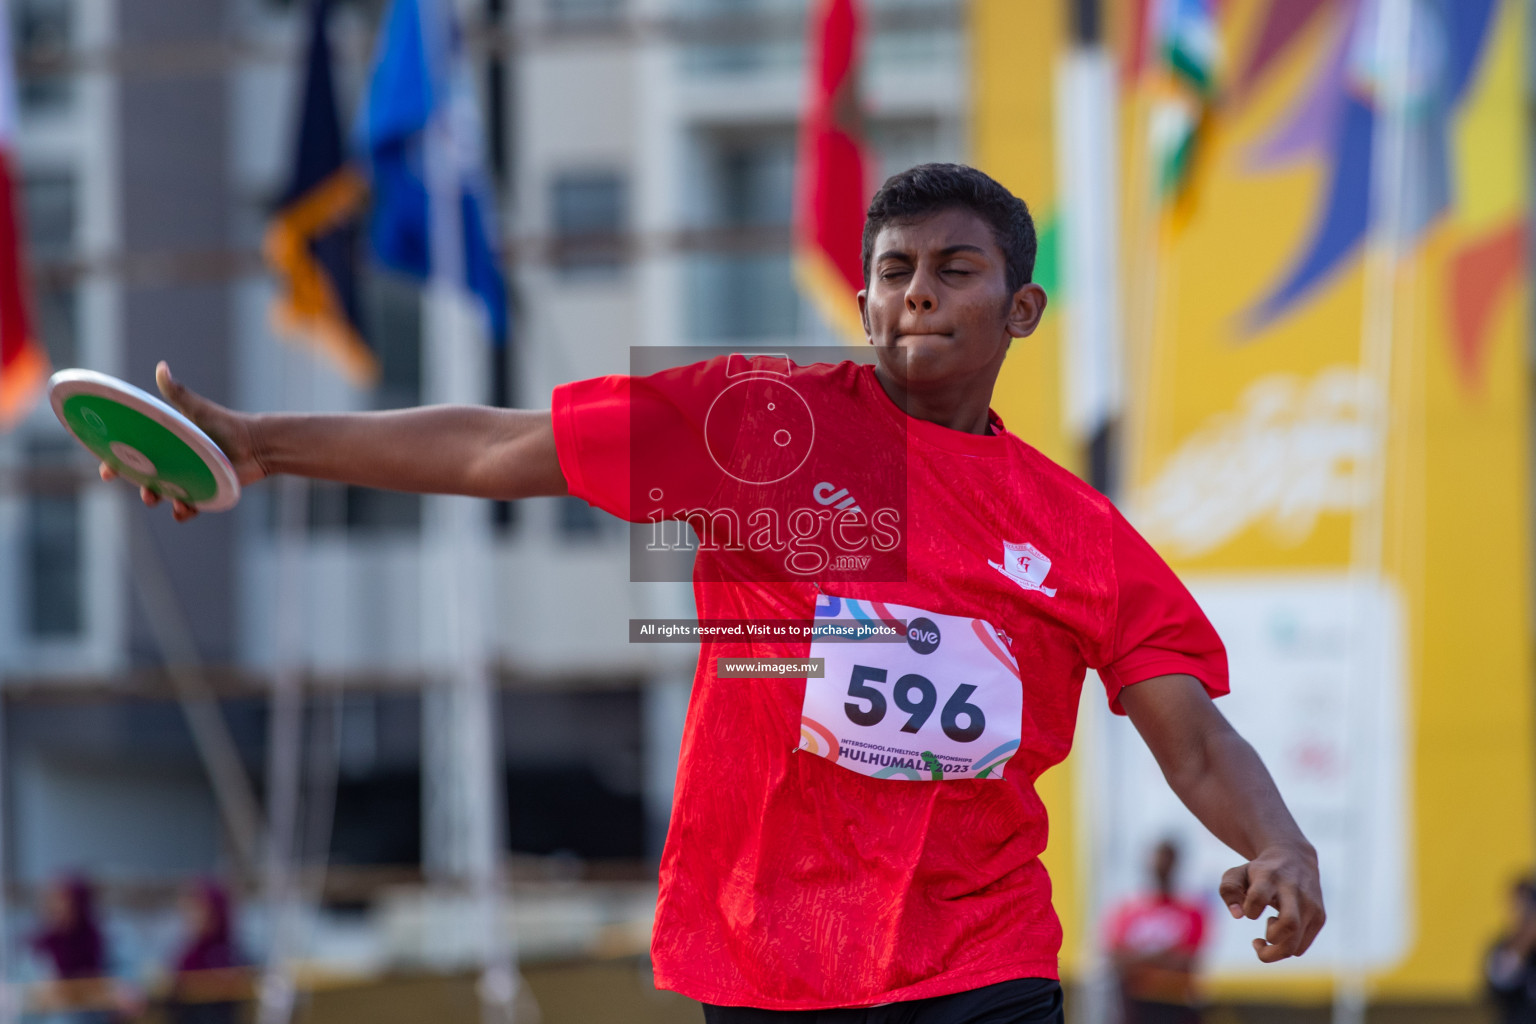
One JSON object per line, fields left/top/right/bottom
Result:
{"left": 1105, "top": 840, "right": 1207, "bottom": 1024}
{"left": 167, "top": 880, "right": 249, "bottom": 1024}
{"left": 29, "top": 875, "right": 122, "bottom": 1024}
{"left": 1486, "top": 876, "right": 1536, "bottom": 1024}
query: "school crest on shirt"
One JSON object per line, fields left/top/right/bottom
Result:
{"left": 989, "top": 541, "right": 1058, "bottom": 598}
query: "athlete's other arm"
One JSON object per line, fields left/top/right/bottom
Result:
{"left": 1119, "top": 674, "right": 1326, "bottom": 963}
{"left": 100, "top": 362, "right": 568, "bottom": 521}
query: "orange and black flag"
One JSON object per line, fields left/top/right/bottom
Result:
{"left": 264, "top": 0, "right": 374, "bottom": 386}
{"left": 793, "top": 0, "right": 871, "bottom": 344}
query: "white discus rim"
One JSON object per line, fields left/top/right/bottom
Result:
{"left": 47, "top": 368, "right": 242, "bottom": 512}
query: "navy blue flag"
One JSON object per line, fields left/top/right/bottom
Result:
{"left": 355, "top": 0, "right": 508, "bottom": 344}
{"left": 264, "top": 0, "right": 376, "bottom": 385}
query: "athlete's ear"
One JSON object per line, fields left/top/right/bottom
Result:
{"left": 1006, "top": 283, "right": 1048, "bottom": 339}
{"left": 857, "top": 288, "right": 872, "bottom": 342}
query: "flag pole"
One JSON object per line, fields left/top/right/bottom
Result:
{"left": 255, "top": 428, "right": 311, "bottom": 1024}
{"left": 1058, "top": 7, "right": 1123, "bottom": 1024}
{"left": 419, "top": 2, "right": 516, "bottom": 1019}
{"left": 1056, "top": 0, "right": 1122, "bottom": 493}
{"left": 1335, "top": 3, "right": 1413, "bottom": 1024}
{"left": 0, "top": 665, "right": 12, "bottom": 1024}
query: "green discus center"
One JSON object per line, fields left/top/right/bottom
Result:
{"left": 62, "top": 394, "right": 219, "bottom": 503}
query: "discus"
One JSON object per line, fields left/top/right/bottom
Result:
{"left": 47, "top": 368, "right": 241, "bottom": 512}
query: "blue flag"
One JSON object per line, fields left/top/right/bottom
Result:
{"left": 355, "top": 0, "right": 508, "bottom": 344}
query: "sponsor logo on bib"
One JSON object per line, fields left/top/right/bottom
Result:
{"left": 906, "top": 616, "right": 940, "bottom": 655}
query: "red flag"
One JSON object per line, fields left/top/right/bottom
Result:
{"left": 793, "top": 0, "right": 871, "bottom": 344}
{"left": 0, "top": 12, "right": 48, "bottom": 428}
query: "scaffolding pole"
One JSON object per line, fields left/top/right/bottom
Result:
{"left": 420, "top": 30, "right": 518, "bottom": 1019}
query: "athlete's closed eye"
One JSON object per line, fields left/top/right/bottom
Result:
{"left": 939, "top": 254, "right": 984, "bottom": 277}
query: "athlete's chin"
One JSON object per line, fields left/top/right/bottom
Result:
{"left": 887, "top": 336, "right": 960, "bottom": 382}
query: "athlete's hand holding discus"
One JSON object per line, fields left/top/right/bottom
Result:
{"left": 1120, "top": 673, "right": 1327, "bottom": 962}
{"left": 94, "top": 362, "right": 268, "bottom": 521}
{"left": 99, "top": 360, "right": 569, "bottom": 522}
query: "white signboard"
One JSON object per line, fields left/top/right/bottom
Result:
{"left": 1089, "top": 574, "right": 1409, "bottom": 975}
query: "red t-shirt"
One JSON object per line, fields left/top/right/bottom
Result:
{"left": 1105, "top": 894, "right": 1208, "bottom": 1004}
{"left": 551, "top": 357, "right": 1227, "bottom": 1010}
{"left": 1106, "top": 894, "right": 1208, "bottom": 958}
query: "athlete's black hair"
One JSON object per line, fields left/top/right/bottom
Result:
{"left": 861, "top": 163, "right": 1037, "bottom": 294}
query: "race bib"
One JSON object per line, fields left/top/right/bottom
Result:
{"left": 798, "top": 595, "right": 1023, "bottom": 781}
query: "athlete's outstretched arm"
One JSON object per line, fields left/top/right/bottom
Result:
{"left": 101, "top": 362, "right": 569, "bottom": 521}
{"left": 1119, "top": 674, "right": 1326, "bottom": 963}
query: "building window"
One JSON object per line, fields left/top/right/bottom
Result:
{"left": 686, "top": 254, "right": 799, "bottom": 340}
{"left": 31, "top": 279, "right": 76, "bottom": 368}
{"left": 362, "top": 269, "right": 420, "bottom": 529}
{"left": 868, "top": 119, "right": 944, "bottom": 191}
{"left": 363, "top": 270, "right": 423, "bottom": 409}
{"left": 298, "top": 481, "right": 423, "bottom": 535}
{"left": 712, "top": 139, "right": 794, "bottom": 227}
{"left": 550, "top": 171, "right": 628, "bottom": 277}
{"left": 557, "top": 496, "right": 618, "bottom": 541}
{"left": 314, "top": 270, "right": 424, "bottom": 534}
{"left": 22, "top": 172, "right": 77, "bottom": 366}
{"left": 547, "top": 0, "right": 624, "bottom": 26}
{"left": 686, "top": 132, "right": 799, "bottom": 341}
{"left": 26, "top": 440, "right": 81, "bottom": 638}
{"left": 21, "top": 172, "right": 72, "bottom": 255}
{"left": 11, "top": 0, "right": 72, "bottom": 115}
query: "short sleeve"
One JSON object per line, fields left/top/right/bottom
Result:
{"left": 551, "top": 373, "right": 630, "bottom": 517}
{"left": 1095, "top": 508, "right": 1229, "bottom": 714}
{"left": 552, "top": 354, "right": 792, "bottom": 523}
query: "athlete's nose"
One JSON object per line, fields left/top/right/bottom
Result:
{"left": 905, "top": 267, "right": 938, "bottom": 313}
{"left": 907, "top": 294, "right": 935, "bottom": 312}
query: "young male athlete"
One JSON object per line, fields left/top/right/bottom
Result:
{"left": 111, "top": 164, "right": 1324, "bottom": 1021}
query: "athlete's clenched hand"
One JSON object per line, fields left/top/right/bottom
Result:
{"left": 1219, "top": 843, "right": 1326, "bottom": 962}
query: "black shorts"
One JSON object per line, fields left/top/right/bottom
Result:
{"left": 702, "top": 978, "right": 1065, "bottom": 1024}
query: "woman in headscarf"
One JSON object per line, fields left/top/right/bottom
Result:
{"left": 30, "top": 875, "right": 119, "bottom": 1024}
{"left": 32, "top": 877, "right": 104, "bottom": 981}
{"left": 166, "top": 880, "right": 248, "bottom": 1024}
